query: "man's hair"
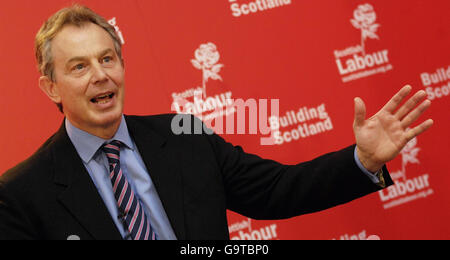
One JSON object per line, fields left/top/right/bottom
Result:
{"left": 35, "top": 4, "right": 123, "bottom": 112}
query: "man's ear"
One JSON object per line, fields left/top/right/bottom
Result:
{"left": 38, "top": 76, "right": 62, "bottom": 104}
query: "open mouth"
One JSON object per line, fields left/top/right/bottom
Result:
{"left": 90, "top": 93, "right": 115, "bottom": 104}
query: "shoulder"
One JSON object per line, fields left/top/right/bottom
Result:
{"left": 0, "top": 133, "right": 57, "bottom": 191}
{"left": 125, "top": 113, "right": 211, "bottom": 139}
{"left": 125, "top": 114, "right": 178, "bottom": 130}
{"left": 125, "top": 114, "right": 222, "bottom": 158}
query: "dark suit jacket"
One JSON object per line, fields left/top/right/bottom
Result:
{"left": 0, "top": 114, "right": 393, "bottom": 240}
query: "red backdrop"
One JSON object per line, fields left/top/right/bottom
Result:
{"left": 0, "top": 0, "right": 449, "bottom": 240}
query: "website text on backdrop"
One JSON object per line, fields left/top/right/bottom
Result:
{"left": 0, "top": 5, "right": 434, "bottom": 240}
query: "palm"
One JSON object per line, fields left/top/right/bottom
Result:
{"left": 353, "top": 86, "right": 433, "bottom": 172}
{"left": 356, "top": 110, "right": 407, "bottom": 164}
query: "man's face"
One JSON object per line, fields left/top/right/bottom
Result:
{"left": 50, "top": 22, "right": 125, "bottom": 133}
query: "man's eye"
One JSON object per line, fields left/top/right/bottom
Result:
{"left": 73, "top": 64, "right": 85, "bottom": 71}
{"left": 103, "top": 56, "right": 113, "bottom": 63}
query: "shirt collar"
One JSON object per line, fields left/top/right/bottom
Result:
{"left": 65, "top": 115, "right": 134, "bottom": 164}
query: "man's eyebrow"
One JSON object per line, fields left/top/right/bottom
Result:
{"left": 65, "top": 48, "right": 115, "bottom": 66}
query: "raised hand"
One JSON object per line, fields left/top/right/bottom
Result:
{"left": 353, "top": 85, "right": 434, "bottom": 172}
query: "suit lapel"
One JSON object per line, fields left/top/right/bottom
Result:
{"left": 51, "top": 122, "right": 123, "bottom": 240}
{"left": 125, "top": 116, "right": 186, "bottom": 240}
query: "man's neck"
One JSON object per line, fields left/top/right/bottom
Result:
{"left": 66, "top": 117, "right": 122, "bottom": 140}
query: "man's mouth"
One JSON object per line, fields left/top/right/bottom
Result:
{"left": 90, "top": 93, "right": 115, "bottom": 104}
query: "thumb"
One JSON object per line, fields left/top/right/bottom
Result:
{"left": 354, "top": 97, "right": 366, "bottom": 127}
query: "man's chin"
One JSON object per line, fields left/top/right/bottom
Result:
{"left": 77, "top": 108, "right": 123, "bottom": 133}
{"left": 92, "top": 111, "right": 123, "bottom": 128}
{"left": 65, "top": 106, "right": 124, "bottom": 138}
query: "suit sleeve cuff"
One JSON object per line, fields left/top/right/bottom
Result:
{"left": 354, "top": 147, "right": 386, "bottom": 187}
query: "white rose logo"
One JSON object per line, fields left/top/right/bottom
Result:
{"left": 399, "top": 135, "right": 421, "bottom": 181}
{"left": 350, "top": 3, "right": 380, "bottom": 55}
{"left": 191, "top": 43, "right": 224, "bottom": 98}
{"left": 108, "top": 17, "right": 125, "bottom": 45}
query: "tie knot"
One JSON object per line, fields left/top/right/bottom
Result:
{"left": 102, "top": 140, "right": 122, "bottom": 164}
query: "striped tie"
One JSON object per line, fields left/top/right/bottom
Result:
{"left": 102, "top": 140, "right": 157, "bottom": 240}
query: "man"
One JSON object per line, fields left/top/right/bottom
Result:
{"left": 0, "top": 5, "right": 433, "bottom": 240}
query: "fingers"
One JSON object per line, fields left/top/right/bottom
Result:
{"left": 354, "top": 97, "right": 366, "bottom": 127}
{"left": 395, "top": 90, "right": 427, "bottom": 120}
{"left": 405, "top": 119, "right": 434, "bottom": 141}
{"left": 382, "top": 85, "right": 412, "bottom": 113}
{"left": 401, "top": 99, "right": 432, "bottom": 129}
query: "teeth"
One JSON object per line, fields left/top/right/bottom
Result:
{"left": 91, "top": 93, "right": 114, "bottom": 104}
{"left": 97, "top": 99, "right": 110, "bottom": 104}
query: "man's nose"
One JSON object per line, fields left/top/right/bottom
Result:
{"left": 91, "top": 62, "right": 108, "bottom": 85}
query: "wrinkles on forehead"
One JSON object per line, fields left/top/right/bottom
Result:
{"left": 51, "top": 23, "right": 118, "bottom": 74}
